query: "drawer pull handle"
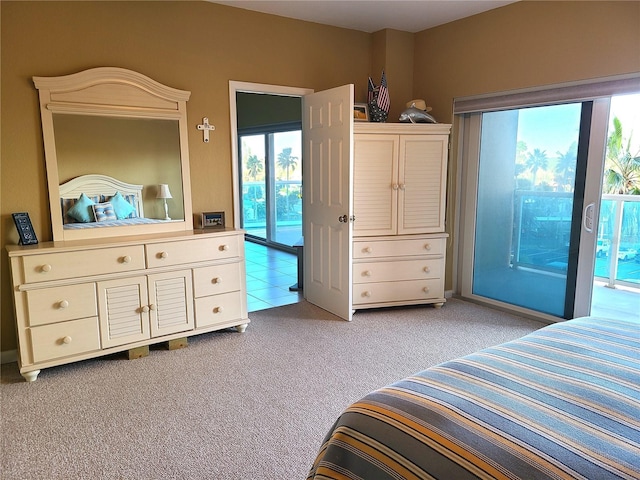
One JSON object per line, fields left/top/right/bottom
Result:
{"left": 121, "top": 255, "right": 131, "bottom": 264}
{"left": 62, "top": 336, "right": 72, "bottom": 345}
{"left": 363, "top": 291, "right": 371, "bottom": 298}
{"left": 399, "top": 183, "right": 406, "bottom": 190}
{"left": 58, "top": 300, "right": 69, "bottom": 309}
{"left": 159, "top": 252, "right": 169, "bottom": 259}
{"left": 423, "top": 266, "right": 430, "bottom": 273}
{"left": 212, "top": 277, "right": 221, "bottom": 284}
{"left": 141, "top": 305, "right": 150, "bottom": 313}
{"left": 423, "top": 286, "right": 430, "bottom": 294}
{"left": 219, "top": 244, "right": 229, "bottom": 251}
{"left": 213, "top": 306, "right": 224, "bottom": 313}
{"left": 363, "top": 270, "right": 371, "bottom": 277}
{"left": 149, "top": 304, "right": 157, "bottom": 311}
{"left": 392, "top": 183, "right": 399, "bottom": 190}
{"left": 424, "top": 243, "right": 431, "bottom": 251}
{"left": 41, "top": 264, "right": 52, "bottom": 273}
{"left": 363, "top": 247, "right": 372, "bottom": 254}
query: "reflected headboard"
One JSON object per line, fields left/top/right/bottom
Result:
{"left": 59, "top": 174, "right": 145, "bottom": 223}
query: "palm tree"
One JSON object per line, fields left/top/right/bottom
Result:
{"left": 603, "top": 117, "right": 640, "bottom": 194}
{"left": 525, "top": 148, "right": 548, "bottom": 188}
{"left": 277, "top": 147, "right": 298, "bottom": 181}
{"left": 245, "top": 154, "right": 263, "bottom": 181}
{"left": 276, "top": 147, "right": 299, "bottom": 216}
{"left": 555, "top": 142, "right": 577, "bottom": 191}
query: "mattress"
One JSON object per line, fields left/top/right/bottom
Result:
{"left": 308, "top": 316, "right": 639, "bottom": 479}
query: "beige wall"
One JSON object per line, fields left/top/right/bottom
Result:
{"left": 412, "top": 0, "right": 640, "bottom": 291}
{"left": 0, "top": 1, "right": 372, "bottom": 353}
{"left": 1, "top": 1, "right": 638, "bottom": 354}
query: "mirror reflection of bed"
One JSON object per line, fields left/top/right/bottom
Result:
{"left": 59, "top": 174, "right": 173, "bottom": 229}
{"left": 54, "top": 115, "right": 185, "bottom": 228}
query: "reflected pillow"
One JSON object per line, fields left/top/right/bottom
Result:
{"left": 66, "top": 193, "right": 96, "bottom": 223}
{"left": 92, "top": 202, "right": 117, "bottom": 222}
{"left": 109, "top": 191, "right": 136, "bottom": 219}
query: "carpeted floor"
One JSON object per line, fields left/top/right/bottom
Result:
{"left": 1, "top": 298, "right": 545, "bottom": 480}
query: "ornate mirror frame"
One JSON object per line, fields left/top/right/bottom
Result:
{"left": 34, "top": 67, "right": 194, "bottom": 242}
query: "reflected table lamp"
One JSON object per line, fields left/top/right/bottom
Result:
{"left": 157, "top": 184, "right": 173, "bottom": 220}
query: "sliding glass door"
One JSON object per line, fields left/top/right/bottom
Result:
{"left": 239, "top": 128, "right": 302, "bottom": 249}
{"left": 469, "top": 103, "right": 586, "bottom": 317}
{"left": 459, "top": 99, "right": 613, "bottom": 320}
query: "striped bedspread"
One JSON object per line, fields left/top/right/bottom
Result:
{"left": 308, "top": 317, "right": 640, "bottom": 479}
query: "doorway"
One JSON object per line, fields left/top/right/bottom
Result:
{"left": 229, "top": 81, "right": 313, "bottom": 311}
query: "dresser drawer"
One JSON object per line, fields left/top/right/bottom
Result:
{"left": 147, "top": 235, "right": 240, "bottom": 268}
{"left": 353, "top": 237, "right": 445, "bottom": 259}
{"left": 26, "top": 283, "right": 97, "bottom": 327}
{"left": 353, "top": 279, "right": 444, "bottom": 305}
{"left": 21, "top": 246, "right": 145, "bottom": 283}
{"left": 30, "top": 317, "right": 101, "bottom": 363}
{"left": 193, "top": 262, "right": 242, "bottom": 298}
{"left": 194, "top": 291, "right": 243, "bottom": 328}
{"left": 353, "top": 258, "right": 442, "bottom": 284}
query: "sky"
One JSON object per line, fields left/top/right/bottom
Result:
{"left": 517, "top": 93, "right": 640, "bottom": 157}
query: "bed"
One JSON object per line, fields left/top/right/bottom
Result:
{"left": 59, "top": 174, "right": 165, "bottom": 229}
{"left": 307, "top": 316, "right": 639, "bottom": 480}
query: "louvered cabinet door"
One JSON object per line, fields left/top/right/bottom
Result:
{"left": 147, "top": 270, "right": 194, "bottom": 337}
{"left": 353, "top": 134, "right": 399, "bottom": 236}
{"left": 97, "top": 276, "right": 150, "bottom": 348}
{"left": 397, "top": 134, "right": 448, "bottom": 234}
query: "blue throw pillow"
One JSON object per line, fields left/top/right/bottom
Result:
{"left": 66, "top": 193, "right": 95, "bottom": 223}
{"left": 92, "top": 202, "right": 117, "bottom": 222}
{"left": 109, "top": 191, "right": 136, "bottom": 219}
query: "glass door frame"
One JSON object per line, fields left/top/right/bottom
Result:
{"left": 456, "top": 99, "right": 610, "bottom": 322}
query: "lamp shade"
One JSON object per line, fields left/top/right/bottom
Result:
{"left": 156, "top": 184, "right": 173, "bottom": 199}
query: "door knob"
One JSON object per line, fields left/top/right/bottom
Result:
{"left": 338, "top": 214, "right": 348, "bottom": 223}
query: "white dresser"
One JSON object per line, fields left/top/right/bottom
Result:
{"left": 352, "top": 123, "right": 450, "bottom": 309}
{"left": 7, "top": 229, "right": 249, "bottom": 381}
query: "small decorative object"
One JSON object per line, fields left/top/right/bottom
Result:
{"left": 156, "top": 184, "right": 173, "bottom": 220}
{"left": 399, "top": 99, "right": 437, "bottom": 124}
{"left": 201, "top": 211, "right": 225, "bottom": 229}
{"left": 353, "top": 103, "right": 369, "bottom": 122}
{"left": 12, "top": 212, "right": 38, "bottom": 245}
{"left": 367, "top": 71, "right": 390, "bottom": 123}
{"left": 196, "top": 117, "right": 215, "bottom": 143}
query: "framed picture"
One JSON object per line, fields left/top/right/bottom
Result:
{"left": 353, "top": 103, "right": 369, "bottom": 122}
{"left": 12, "top": 212, "right": 38, "bottom": 245}
{"left": 201, "top": 211, "right": 225, "bottom": 229}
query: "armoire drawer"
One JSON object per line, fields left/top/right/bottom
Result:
{"left": 353, "top": 258, "right": 443, "bottom": 284}
{"left": 146, "top": 235, "right": 240, "bottom": 268}
{"left": 353, "top": 279, "right": 444, "bottom": 305}
{"left": 353, "top": 237, "right": 445, "bottom": 259}
{"left": 21, "top": 246, "right": 145, "bottom": 283}
{"left": 194, "top": 291, "right": 243, "bottom": 328}
{"left": 193, "top": 262, "right": 242, "bottom": 298}
{"left": 29, "top": 317, "right": 101, "bottom": 363}
{"left": 26, "top": 283, "right": 97, "bottom": 327}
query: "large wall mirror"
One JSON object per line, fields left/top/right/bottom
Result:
{"left": 34, "top": 67, "right": 194, "bottom": 242}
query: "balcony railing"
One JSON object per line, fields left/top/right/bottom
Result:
{"left": 596, "top": 194, "right": 640, "bottom": 288}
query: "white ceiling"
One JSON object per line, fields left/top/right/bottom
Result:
{"left": 211, "top": 0, "right": 519, "bottom": 33}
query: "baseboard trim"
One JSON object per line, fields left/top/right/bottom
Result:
{"left": 1, "top": 349, "right": 17, "bottom": 365}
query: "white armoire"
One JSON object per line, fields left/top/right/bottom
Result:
{"left": 351, "top": 123, "right": 450, "bottom": 310}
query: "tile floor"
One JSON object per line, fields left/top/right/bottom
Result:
{"left": 244, "top": 240, "right": 303, "bottom": 312}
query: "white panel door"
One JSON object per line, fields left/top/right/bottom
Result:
{"left": 302, "top": 84, "right": 354, "bottom": 321}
